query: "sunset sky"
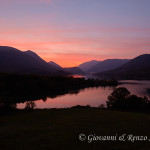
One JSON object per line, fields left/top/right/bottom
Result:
{"left": 0, "top": 0, "right": 150, "bottom": 67}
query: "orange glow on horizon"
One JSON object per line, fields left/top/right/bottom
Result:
{"left": 0, "top": 34, "right": 149, "bottom": 67}
{"left": 42, "top": 55, "right": 101, "bottom": 67}
{"left": 0, "top": 0, "right": 150, "bottom": 68}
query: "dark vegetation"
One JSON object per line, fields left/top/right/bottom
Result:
{"left": 0, "top": 48, "right": 150, "bottom": 149}
{"left": 63, "top": 67, "right": 85, "bottom": 75}
{"left": 0, "top": 75, "right": 150, "bottom": 149}
{"left": 107, "top": 87, "right": 150, "bottom": 112}
{"left": 0, "top": 108, "right": 150, "bottom": 150}
{"left": 0, "top": 73, "right": 118, "bottom": 112}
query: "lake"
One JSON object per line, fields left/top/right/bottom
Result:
{"left": 17, "top": 80, "right": 150, "bottom": 109}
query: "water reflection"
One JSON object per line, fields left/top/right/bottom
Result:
{"left": 0, "top": 80, "right": 149, "bottom": 110}
{"left": 118, "top": 80, "right": 150, "bottom": 98}
{"left": 17, "top": 80, "right": 150, "bottom": 109}
{"left": 0, "top": 87, "right": 89, "bottom": 110}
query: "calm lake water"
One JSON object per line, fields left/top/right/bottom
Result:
{"left": 17, "top": 80, "right": 150, "bottom": 109}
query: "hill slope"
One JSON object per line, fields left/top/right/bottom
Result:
{"left": 79, "top": 60, "right": 99, "bottom": 72}
{"left": 64, "top": 67, "right": 85, "bottom": 75}
{"left": 98, "top": 54, "right": 150, "bottom": 79}
{"left": 48, "top": 61, "right": 63, "bottom": 71}
{"left": 0, "top": 46, "right": 57, "bottom": 74}
{"left": 88, "top": 59, "right": 130, "bottom": 73}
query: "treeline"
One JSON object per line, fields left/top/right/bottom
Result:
{"left": 0, "top": 73, "right": 118, "bottom": 94}
{"left": 107, "top": 87, "right": 150, "bottom": 112}
{"left": 97, "top": 69, "right": 150, "bottom": 80}
{"left": 0, "top": 73, "right": 118, "bottom": 93}
{"left": 0, "top": 73, "right": 118, "bottom": 112}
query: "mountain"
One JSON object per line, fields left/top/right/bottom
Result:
{"left": 88, "top": 59, "right": 130, "bottom": 73}
{"left": 48, "top": 61, "right": 62, "bottom": 71}
{"left": 98, "top": 54, "right": 150, "bottom": 80}
{"left": 63, "top": 67, "right": 85, "bottom": 75}
{"left": 0, "top": 46, "right": 58, "bottom": 74}
{"left": 24, "top": 50, "right": 42, "bottom": 60}
{"left": 79, "top": 60, "right": 99, "bottom": 72}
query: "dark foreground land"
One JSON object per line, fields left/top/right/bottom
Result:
{"left": 0, "top": 108, "right": 150, "bottom": 150}
{"left": 0, "top": 73, "right": 118, "bottom": 108}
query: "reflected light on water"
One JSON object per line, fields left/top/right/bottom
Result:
{"left": 17, "top": 80, "right": 150, "bottom": 109}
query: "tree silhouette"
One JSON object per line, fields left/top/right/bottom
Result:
{"left": 25, "top": 101, "right": 36, "bottom": 110}
{"left": 107, "top": 87, "right": 150, "bottom": 111}
{"left": 125, "top": 95, "right": 150, "bottom": 111}
{"left": 107, "top": 87, "right": 130, "bottom": 109}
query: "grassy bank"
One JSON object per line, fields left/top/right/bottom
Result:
{"left": 0, "top": 108, "right": 150, "bottom": 150}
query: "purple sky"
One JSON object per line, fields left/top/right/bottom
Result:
{"left": 0, "top": 0, "right": 150, "bottom": 66}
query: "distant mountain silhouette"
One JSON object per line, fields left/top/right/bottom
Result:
{"left": 98, "top": 54, "right": 150, "bottom": 79}
{"left": 0, "top": 46, "right": 58, "bottom": 74}
{"left": 48, "top": 61, "right": 63, "bottom": 71}
{"left": 88, "top": 59, "right": 130, "bottom": 73}
{"left": 79, "top": 60, "right": 99, "bottom": 72}
{"left": 64, "top": 67, "right": 85, "bottom": 75}
{"left": 24, "top": 50, "right": 42, "bottom": 60}
{"left": 53, "top": 70, "right": 71, "bottom": 76}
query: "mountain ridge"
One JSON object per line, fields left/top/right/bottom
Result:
{"left": 64, "top": 67, "right": 85, "bottom": 75}
{"left": 97, "top": 54, "right": 150, "bottom": 79}
{"left": 48, "top": 61, "right": 63, "bottom": 71}
{"left": 87, "top": 59, "right": 130, "bottom": 73}
{"left": 0, "top": 46, "right": 57, "bottom": 74}
{"left": 79, "top": 60, "right": 99, "bottom": 72}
